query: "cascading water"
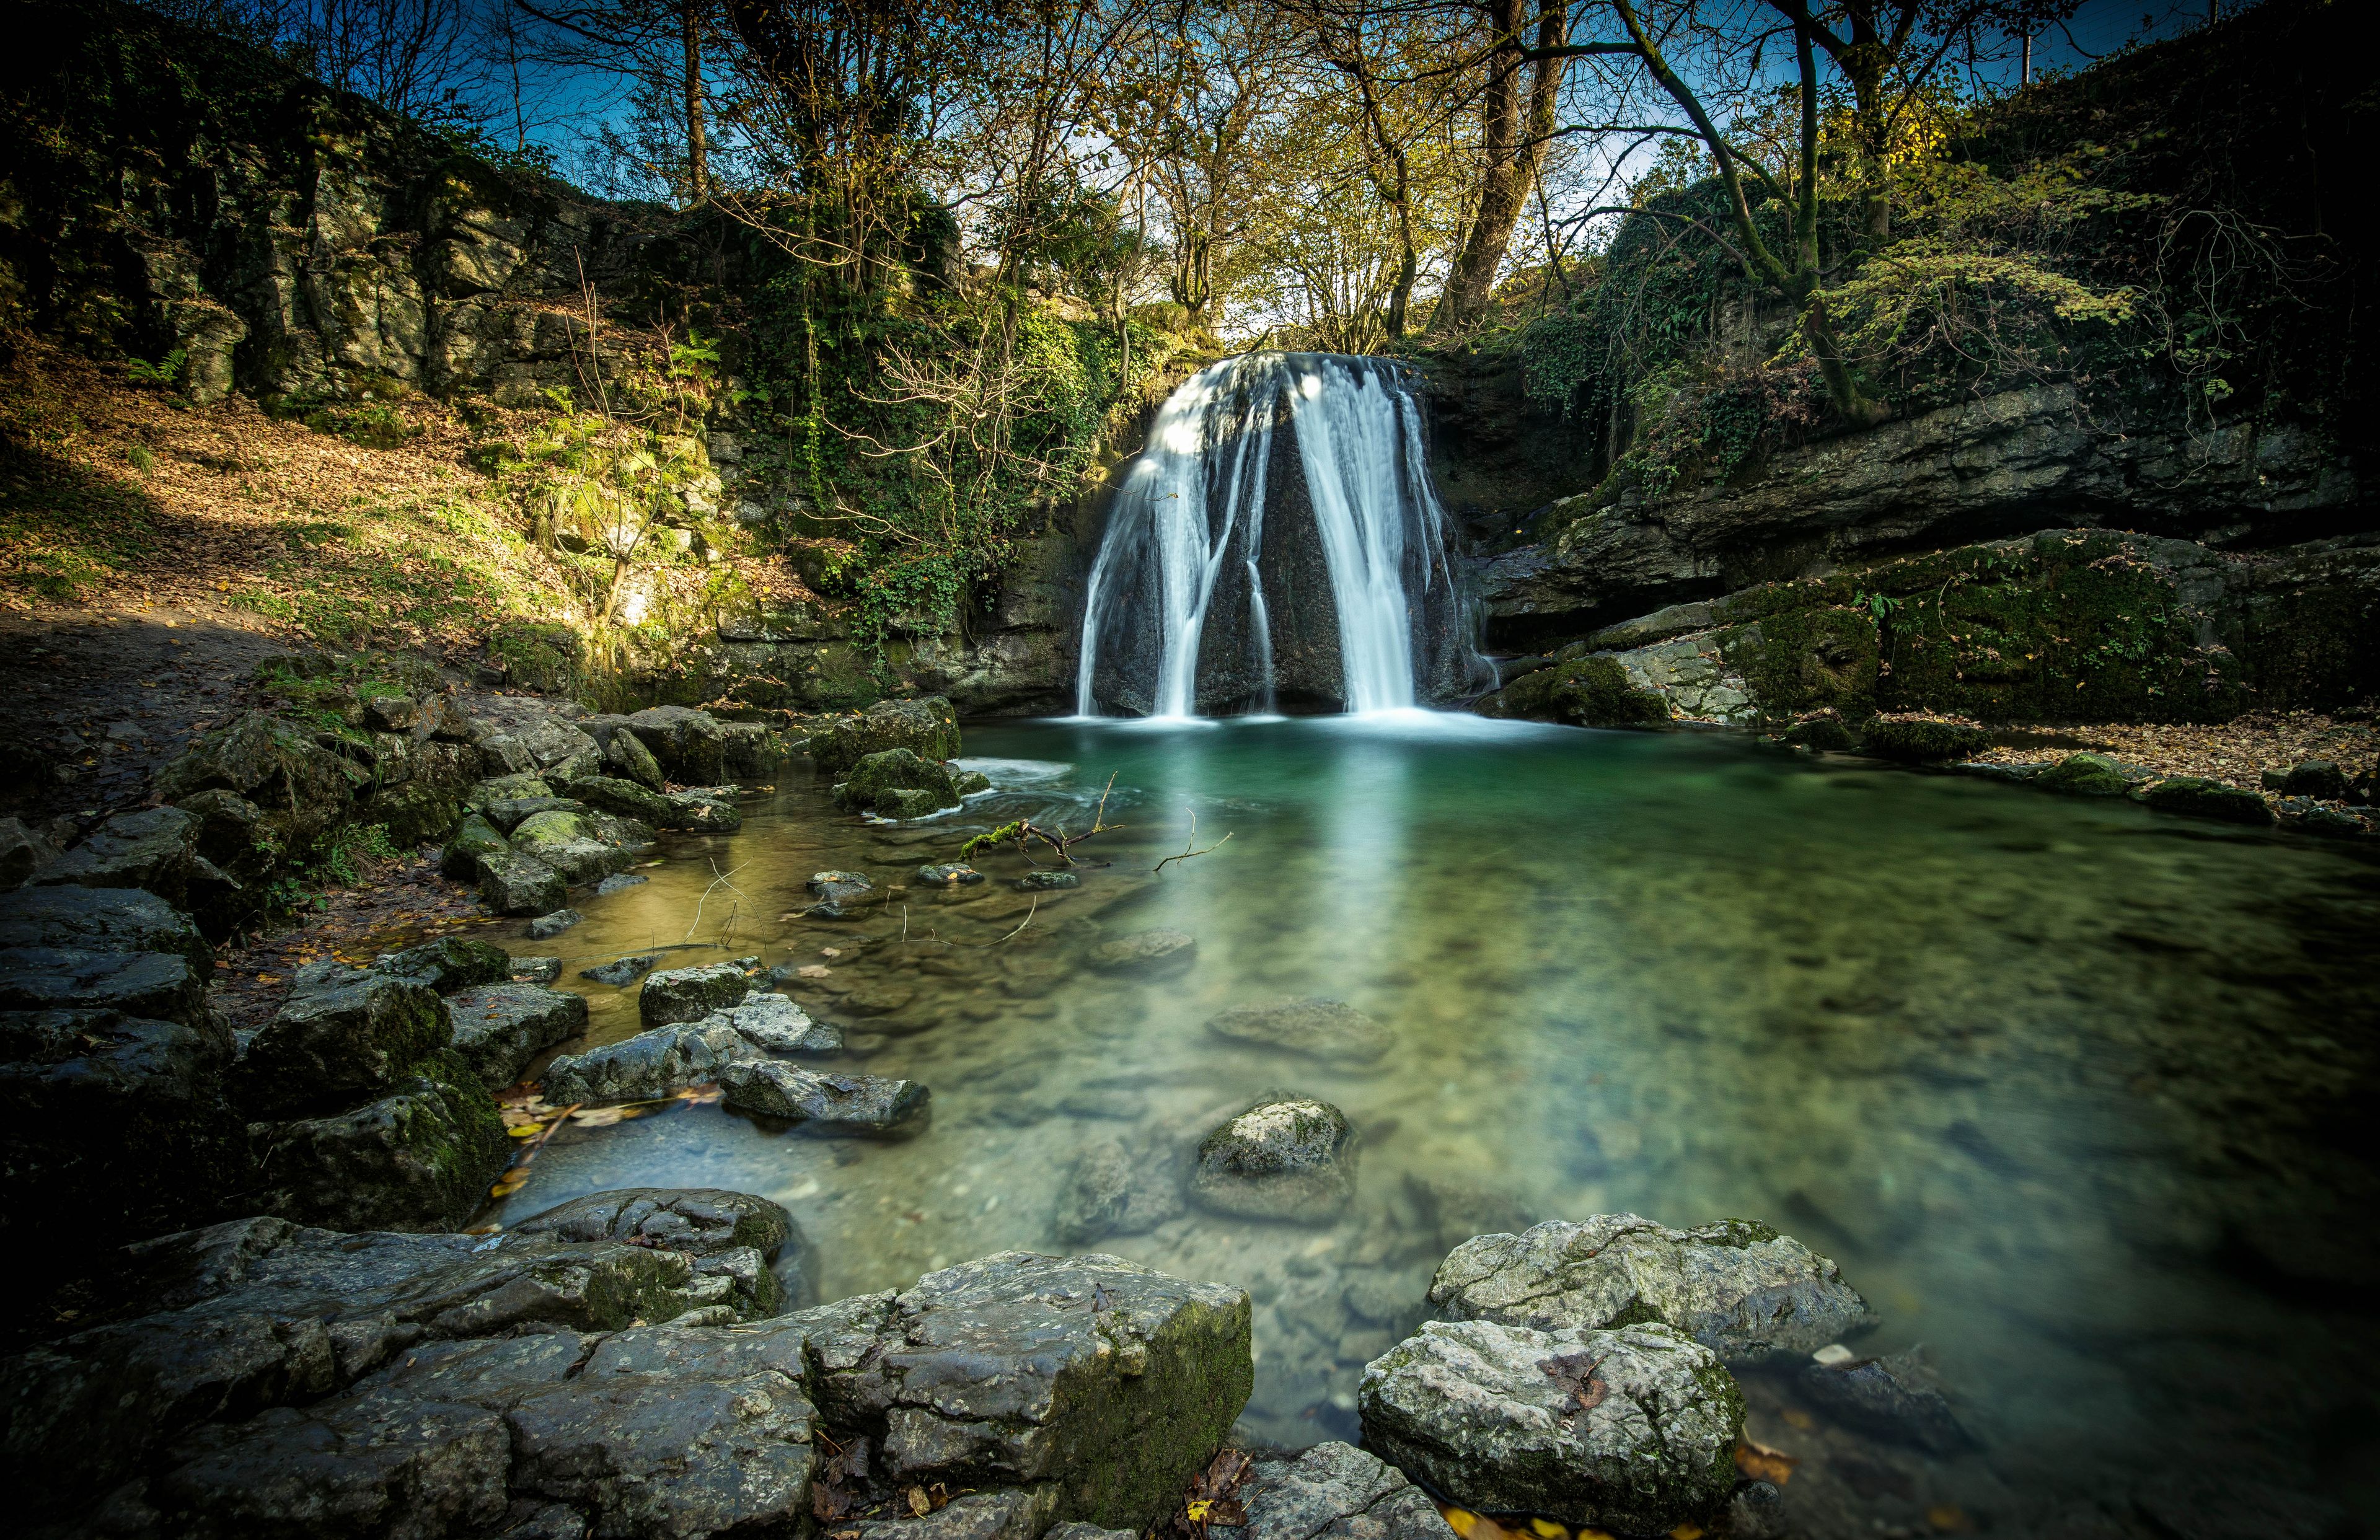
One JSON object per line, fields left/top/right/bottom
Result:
{"left": 1075, "top": 353, "right": 1484, "bottom": 718}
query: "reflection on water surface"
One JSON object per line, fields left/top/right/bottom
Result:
{"left": 498, "top": 715, "right": 2380, "bottom": 1533}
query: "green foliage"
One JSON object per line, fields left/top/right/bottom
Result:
{"left": 123, "top": 349, "right": 185, "bottom": 388}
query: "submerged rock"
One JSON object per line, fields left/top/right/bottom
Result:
{"left": 1236, "top": 1441, "right": 1460, "bottom": 1540}
{"left": 526, "top": 907, "right": 582, "bottom": 939}
{"left": 444, "top": 982, "right": 587, "bottom": 1089}
{"left": 540, "top": 1020, "right": 754, "bottom": 1104}
{"left": 663, "top": 786, "right": 743, "bottom": 832}
{"left": 1799, "top": 1345, "right": 1970, "bottom": 1452}
{"left": 1088, "top": 928, "right": 1197, "bottom": 975}
{"left": 1014, "top": 869, "right": 1080, "bottom": 891}
{"left": 919, "top": 862, "right": 984, "bottom": 886}
{"left": 1052, "top": 1136, "right": 1184, "bottom": 1244}
{"left": 1191, "top": 1096, "right": 1358, "bottom": 1221}
{"left": 1359, "top": 1319, "right": 1742, "bottom": 1534}
{"left": 1207, "top": 998, "right": 1393, "bottom": 1063}
{"left": 808, "top": 869, "right": 877, "bottom": 918}
{"left": 640, "top": 963, "right": 751, "bottom": 1026}
{"left": 1428, "top": 1214, "right": 1877, "bottom": 1366}
{"left": 580, "top": 951, "right": 661, "bottom": 987}
{"left": 594, "top": 871, "right": 649, "bottom": 895}
{"left": 720, "top": 1060, "right": 930, "bottom": 1136}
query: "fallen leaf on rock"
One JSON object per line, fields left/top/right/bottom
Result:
{"left": 1735, "top": 1436, "right": 1798, "bottom": 1485}
{"left": 907, "top": 1489, "right": 932, "bottom": 1518}
{"left": 1927, "top": 1506, "right": 1972, "bottom": 1533}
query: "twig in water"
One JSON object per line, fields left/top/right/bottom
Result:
{"left": 959, "top": 773, "right": 1124, "bottom": 867}
{"left": 1153, "top": 807, "right": 1233, "bottom": 874}
{"left": 685, "top": 859, "right": 751, "bottom": 943}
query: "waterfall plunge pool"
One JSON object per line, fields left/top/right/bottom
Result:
{"left": 491, "top": 715, "right": 2380, "bottom": 1533}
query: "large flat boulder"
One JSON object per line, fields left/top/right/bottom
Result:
{"left": 625, "top": 705, "right": 726, "bottom": 783}
{"left": 0, "top": 884, "right": 211, "bottom": 969}
{"left": 1428, "top": 1214, "right": 1878, "bottom": 1366}
{"left": 371, "top": 937, "right": 511, "bottom": 995}
{"left": 1359, "top": 1319, "right": 1743, "bottom": 1535}
{"left": 33, "top": 806, "right": 201, "bottom": 907}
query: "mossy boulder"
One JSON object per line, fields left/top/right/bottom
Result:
{"left": 487, "top": 620, "right": 582, "bottom": 695}
{"left": 806, "top": 696, "right": 963, "bottom": 775}
{"left": 1782, "top": 709, "right": 1860, "bottom": 750}
{"left": 366, "top": 778, "right": 460, "bottom": 848}
{"left": 508, "top": 809, "right": 641, "bottom": 883}
{"left": 2038, "top": 752, "right": 2148, "bottom": 796}
{"left": 232, "top": 973, "right": 452, "bottom": 1119}
{"left": 441, "top": 813, "right": 510, "bottom": 880}
{"left": 560, "top": 774, "right": 675, "bottom": 827}
{"left": 2136, "top": 776, "right": 2274, "bottom": 825}
{"left": 1478, "top": 658, "right": 1669, "bottom": 728}
{"left": 478, "top": 851, "right": 566, "bottom": 915}
{"left": 831, "top": 747, "right": 962, "bottom": 816}
{"left": 252, "top": 1065, "right": 510, "bottom": 1231}
{"left": 1861, "top": 717, "right": 1992, "bottom": 762}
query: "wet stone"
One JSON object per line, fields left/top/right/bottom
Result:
{"left": 918, "top": 863, "right": 984, "bottom": 886}
{"left": 593, "top": 871, "right": 648, "bottom": 895}
{"left": 1429, "top": 1213, "right": 1879, "bottom": 1366}
{"left": 510, "top": 1187, "right": 796, "bottom": 1262}
{"left": 808, "top": 869, "right": 876, "bottom": 918}
{"left": 710, "top": 992, "right": 842, "bottom": 1054}
{"left": 525, "top": 908, "right": 581, "bottom": 939}
{"left": 1086, "top": 928, "right": 1197, "bottom": 975}
{"left": 372, "top": 937, "right": 509, "bottom": 995}
{"left": 639, "top": 963, "right": 750, "bottom": 1026}
{"left": 1358, "top": 1319, "right": 1743, "bottom": 1535}
{"left": 1798, "top": 1345, "right": 1970, "bottom": 1452}
{"left": 720, "top": 1060, "right": 930, "bottom": 1137}
{"left": 1013, "top": 870, "right": 1079, "bottom": 891}
{"left": 540, "top": 1021, "right": 756, "bottom": 1105}
{"left": 511, "top": 957, "right": 563, "bottom": 985}
{"left": 1235, "top": 1441, "right": 1459, "bottom": 1540}
{"left": 1052, "top": 1136, "right": 1184, "bottom": 1244}
{"left": 444, "top": 983, "right": 588, "bottom": 1090}
{"left": 1207, "top": 998, "right": 1394, "bottom": 1064}
{"left": 840, "top": 1486, "right": 1057, "bottom": 1540}
{"left": 1191, "top": 1096, "right": 1358, "bottom": 1221}
{"left": 580, "top": 952, "right": 660, "bottom": 987}
{"left": 478, "top": 851, "right": 565, "bottom": 918}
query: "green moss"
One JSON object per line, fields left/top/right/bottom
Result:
{"left": 1717, "top": 608, "right": 1878, "bottom": 719}
{"left": 1862, "top": 718, "right": 1993, "bottom": 762}
{"left": 488, "top": 619, "right": 583, "bottom": 695}
{"left": 2038, "top": 752, "right": 2141, "bottom": 796}
{"left": 2138, "top": 776, "right": 2273, "bottom": 825}
{"left": 1482, "top": 657, "right": 1671, "bottom": 728}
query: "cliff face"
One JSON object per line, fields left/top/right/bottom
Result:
{"left": 1460, "top": 0, "right": 2378, "bottom": 729}
{"left": 0, "top": 1, "right": 646, "bottom": 408}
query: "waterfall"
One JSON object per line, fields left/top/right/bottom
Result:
{"left": 1076, "top": 352, "right": 1479, "bottom": 718}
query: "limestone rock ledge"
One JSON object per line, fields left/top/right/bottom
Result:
{"left": 2, "top": 1224, "right": 1253, "bottom": 1540}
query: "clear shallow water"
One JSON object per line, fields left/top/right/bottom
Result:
{"left": 495, "top": 715, "right": 2380, "bottom": 1533}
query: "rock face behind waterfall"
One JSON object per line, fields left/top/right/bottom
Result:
{"left": 1081, "top": 354, "right": 1484, "bottom": 716}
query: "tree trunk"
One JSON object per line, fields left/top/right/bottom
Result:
{"left": 681, "top": 0, "right": 710, "bottom": 202}
{"left": 1434, "top": 1, "right": 1567, "bottom": 332}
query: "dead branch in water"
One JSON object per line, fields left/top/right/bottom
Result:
{"left": 959, "top": 773, "right": 1123, "bottom": 866}
{"left": 1153, "top": 807, "right": 1233, "bottom": 874}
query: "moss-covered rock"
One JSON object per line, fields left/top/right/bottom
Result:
{"left": 1783, "top": 709, "right": 1860, "bottom": 750}
{"left": 831, "top": 747, "right": 961, "bottom": 816}
{"left": 441, "top": 813, "right": 510, "bottom": 880}
{"left": 1478, "top": 658, "right": 1670, "bottom": 728}
{"left": 253, "top": 1063, "right": 508, "bottom": 1231}
{"left": 488, "top": 621, "right": 583, "bottom": 696}
{"left": 1861, "top": 717, "right": 1992, "bottom": 762}
{"left": 2136, "top": 776, "right": 2274, "bottom": 825}
{"left": 2038, "top": 752, "right": 2148, "bottom": 796}
{"left": 806, "top": 697, "right": 963, "bottom": 775}
{"left": 478, "top": 851, "right": 566, "bottom": 915}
